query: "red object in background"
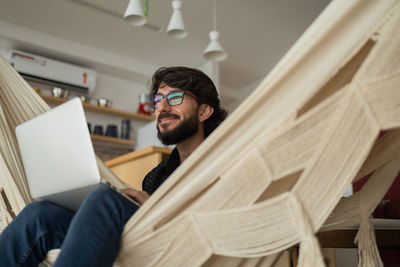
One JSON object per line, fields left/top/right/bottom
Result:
{"left": 353, "top": 173, "right": 400, "bottom": 266}
{"left": 353, "top": 131, "right": 400, "bottom": 206}
{"left": 353, "top": 173, "right": 400, "bottom": 218}
{"left": 352, "top": 131, "right": 400, "bottom": 265}
{"left": 137, "top": 93, "right": 151, "bottom": 115}
{"left": 138, "top": 102, "right": 151, "bottom": 115}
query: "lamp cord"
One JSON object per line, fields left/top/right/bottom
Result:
{"left": 213, "top": 0, "right": 217, "bottom": 31}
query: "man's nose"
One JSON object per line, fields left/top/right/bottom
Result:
{"left": 157, "top": 98, "right": 170, "bottom": 111}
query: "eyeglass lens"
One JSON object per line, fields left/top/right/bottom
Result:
{"left": 152, "top": 91, "right": 185, "bottom": 108}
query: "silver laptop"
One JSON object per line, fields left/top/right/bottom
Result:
{"left": 16, "top": 97, "right": 102, "bottom": 211}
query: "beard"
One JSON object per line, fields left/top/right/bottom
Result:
{"left": 157, "top": 112, "right": 199, "bottom": 145}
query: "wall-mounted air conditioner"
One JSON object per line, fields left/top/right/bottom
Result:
{"left": 7, "top": 50, "right": 97, "bottom": 95}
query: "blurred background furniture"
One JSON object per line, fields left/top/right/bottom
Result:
{"left": 105, "top": 146, "right": 171, "bottom": 189}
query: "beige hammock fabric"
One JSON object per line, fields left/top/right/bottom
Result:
{"left": 1, "top": 0, "right": 400, "bottom": 266}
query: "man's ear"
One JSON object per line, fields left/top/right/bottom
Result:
{"left": 198, "top": 104, "right": 214, "bottom": 122}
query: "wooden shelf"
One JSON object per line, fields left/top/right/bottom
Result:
{"left": 91, "top": 134, "right": 135, "bottom": 146}
{"left": 40, "top": 94, "right": 154, "bottom": 122}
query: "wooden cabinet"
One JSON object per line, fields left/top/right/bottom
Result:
{"left": 105, "top": 146, "right": 172, "bottom": 189}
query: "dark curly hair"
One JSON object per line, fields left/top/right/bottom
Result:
{"left": 150, "top": 66, "right": 228, "bottom": 137}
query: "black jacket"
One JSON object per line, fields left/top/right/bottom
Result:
{"left": 142, "top": 148, "right": 180, "bottom": 195}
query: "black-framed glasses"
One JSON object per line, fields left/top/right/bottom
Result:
{"left": 150, "top": 90, "right": 198, "bottom": 110}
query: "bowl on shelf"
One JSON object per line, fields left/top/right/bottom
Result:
{"left": 80, "top": 95, "right": 91, "bottom": 103}
{"left": 51, "top": 87, "right": 69, "bottom": 98}
{"left": 97, "top": 98, "right": 112, "bottom": 107}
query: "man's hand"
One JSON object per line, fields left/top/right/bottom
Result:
{"left": 120, "top": 188, "right": 150, "bottom": 206}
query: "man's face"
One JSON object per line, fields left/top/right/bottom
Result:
{"left": 154, "top": 85, "right": 200, "bottom": 145}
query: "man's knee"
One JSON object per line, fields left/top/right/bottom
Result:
{"left": 82, "top": 185, "right": 117, "bottom": 207}
{"left": 22, "top": 201, "right": 57, "bottom": 219}
{"left": 16, "top": 201, "right": 70, "bottom": 228}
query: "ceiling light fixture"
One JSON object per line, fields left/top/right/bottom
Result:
{"left": 167, "top": 0, "right": 187, "bottom": 39}
{"left": 203, "top": 0, "right": 227, "bottom": 62}
{"left": 124, "top": 0, "right": 147, "bottom": 26}
{"left": 65, "top": 0, "right": 161, "bottom": 32}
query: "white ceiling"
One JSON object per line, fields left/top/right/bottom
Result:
{"left": 0, "top": 0, "right": 331, "bottom": 90}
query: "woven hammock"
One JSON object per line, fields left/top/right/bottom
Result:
{"left": 1, "top": 0, "right": 400, "bottom": 266}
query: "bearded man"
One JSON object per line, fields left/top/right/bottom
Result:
{"left": 0, "top": 66, "right": 227, "bottom": 267}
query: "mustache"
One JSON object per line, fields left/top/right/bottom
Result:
{"left": 158, "top": 112, "right": 180, "bottom": 122}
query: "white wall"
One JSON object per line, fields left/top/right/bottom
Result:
{"left": 197, "top": 61, "right": 220, "bottom": 93}
{"left": 0, "top": 20, "right": 158, "bottom": 148}
{"left": 0, "top": 20, "right": 156, "bottom": 83}
{"left": 220, "top": 78, "right": 263, "bottom": 113}
{"left": 84, "top": 72, "right": 151, "bottom": 141}
{"left": 92, "top": 72, "right": 147, "bottom": 113}
{"left": 0, "top": 19, "right": 265, "bottom": 148}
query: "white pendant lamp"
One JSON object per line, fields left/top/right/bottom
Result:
{"left": 203, "top": 0, "right": 227, "bottom": 62}
{"left": 124, "top": 0, "right": 146, "bottom": 26}
{"left": 167, "top": 0, "right": 187, "bottom": 39}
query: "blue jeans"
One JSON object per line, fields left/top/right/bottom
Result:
{"left": 0, "top": 184, "right": 139, "bottom": 267}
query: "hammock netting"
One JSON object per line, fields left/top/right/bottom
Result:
{"left": 1, "top": 0, "right": 400, "bottom": 266}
